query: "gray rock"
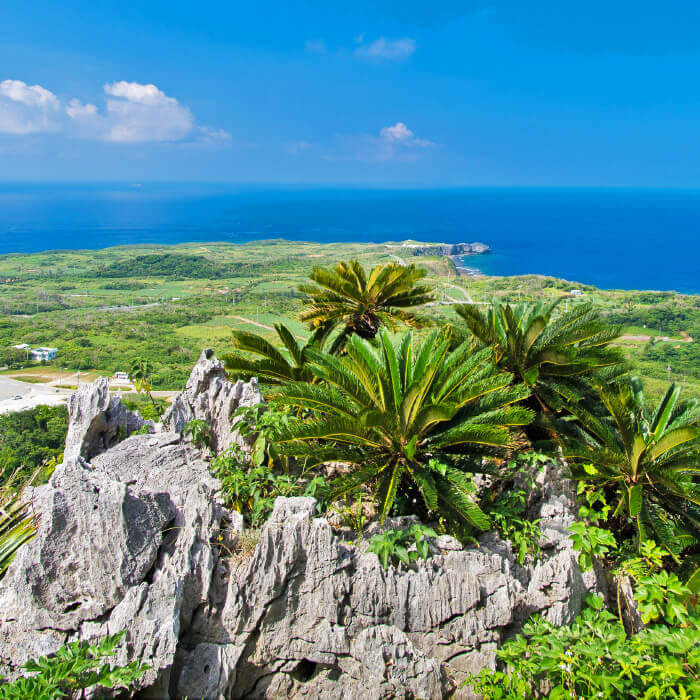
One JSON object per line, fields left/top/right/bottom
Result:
{"left": 63, "top": 376, "right": 147, "bottom": 461}
{"left": 0, "top": 353, "right": 598, "bottom": 699}
{"left": 163, "top": 348, "right": 264, "bottom": 455}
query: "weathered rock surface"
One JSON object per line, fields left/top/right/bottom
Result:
{"left": 164, "top": 348, "right": 264, "bottom": 454}
{"left": 0, "top": 352, "right": 597, "bottom": 700}
{"left": 63, "top": 376, "right": 148, "bottom": 461}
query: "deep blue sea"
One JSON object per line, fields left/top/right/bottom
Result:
{"left": 0, "top": 184, "right": 698, "bottom": 293}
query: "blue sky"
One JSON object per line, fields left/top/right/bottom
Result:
{"left": 3, "top": 0, "right": 700, "bottom": 186}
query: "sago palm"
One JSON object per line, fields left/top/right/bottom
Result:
{"left": 0, "top": 474, "right": 37, "bottom": 579}
{"left": 298, "top": 260, "right": 434, "bottom": 347}
{"left": 273, "top": 328, "right": 533, "bottom": 533}
{"left": 563, "top": 377, "right": 700, "bottom": 548}
{"left": 455, "top": 299, "right": 624, "bottom": 412}
{"left": 223, "top": 323, "right": 332, "bottom": 385}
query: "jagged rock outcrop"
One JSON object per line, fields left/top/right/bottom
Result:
{"left": 164, "top": 348, "right": 264, "bottom": 454}
{"left": 0, "top": 352, "right": 597, "bottom": 699}
{"left": 63, "top": 376, "right": 147, "bottom": 461}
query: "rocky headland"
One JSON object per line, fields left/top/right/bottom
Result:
{"left": 399, "top": 242, "right": 491, "bottom": 257}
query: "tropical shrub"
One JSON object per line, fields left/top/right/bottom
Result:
{"left": 0, "top": 632, "right": 148, "bottom": 699}
{"left": 231, "top": 404, "right": 293, "bottom": 473}
{"left": 129, "top": 358, "right": 164, "bottom": 419}
{"left": 633, "top": 570, "right": 692, "bottom": 626}
{"left": 466, "top": 595, "right": 700, "bottom": 700}
{"left": 567, "top": 521, "right": 617, "bottom": 571}
{"left": 223, "top": 322, "right": 332, "bottom": 385}
{"left": 183, "top": 419, "right": 211, "bottom": 450}
{"left": 210, "top": 446, "right": 326, "bottom": 527}
{"left": 0, "top": 478, "right": 36, "bottom": 580}
{"left": 0, "top": 405, "right": 67, "bottom": 482}
{"left": 368, "top": 524, "right": 437, "bottom": 568}
{"left": 485, "top": 453, "right": 549, "bottom": 564}
{"left": 298, "top": 260, "right": 434, "bottom": 347}
{"left": 563, "top": 378, "right": 700, "bottom": 549}
{"left": 455, "top": 299, "right": 624, "bottom": 412}
{"left": 274, "top": 328, "right": 533, "bottom": 536}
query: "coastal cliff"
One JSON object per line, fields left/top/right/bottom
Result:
{"left": 400, "top": 241, "right": 490, "bottom": 256}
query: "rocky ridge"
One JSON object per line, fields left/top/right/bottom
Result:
{"left": 0, "top": 350, "right": 597, "bottom": 699}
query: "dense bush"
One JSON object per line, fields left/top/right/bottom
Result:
{"left": 467, "top": 595, "right": 700, "bottom": 699}
{"left": 0, "top": 406, "right": 67, "bottom": 481}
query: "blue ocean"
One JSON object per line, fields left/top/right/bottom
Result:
{"left": 0, "top": 184, "right": 698, "bottom": 294}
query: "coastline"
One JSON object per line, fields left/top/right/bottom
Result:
{"left": 2, "top": 185, "right": 700, "bottom": 293}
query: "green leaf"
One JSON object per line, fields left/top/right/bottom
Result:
{"left": 628, "top": 484, "right": 643, "bottom": 517}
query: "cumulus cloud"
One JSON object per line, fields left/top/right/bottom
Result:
{"left": 325, "top": 122, "right": 435, "bottom": 163}
{"left": 68, "top": 81, "right": 195, "bottom": 143}
{"left": 0, "top": 78, "right": 228, "bottom": 145}
{"left": 355, "top": 37, "right": 416, "bottom": 62}
{"left": 379, "top": 122, "right": 435, "bottom": 154}
{"left": 0, "top": 79, "right": 61, "bottom": 134}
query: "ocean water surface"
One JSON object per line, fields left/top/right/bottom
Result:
{"left": 0, "top": 184, "right": 698, "bottom": 293}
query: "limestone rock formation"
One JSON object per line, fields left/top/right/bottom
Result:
{"left": 0, "top": 352, "right": 597, "bottom": 699}
{"left": 63, "top": 376, "right": 148, "bottom": 461}
{"left": 164, "top": 348, "right": 264, "bottom": 454}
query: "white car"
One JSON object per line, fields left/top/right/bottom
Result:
{"left": 13, "top": 395, "right": 22, "bottom": 400}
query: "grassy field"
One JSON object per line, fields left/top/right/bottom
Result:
{"left": 0, "top": 239, "right": 697, "bottom": 398}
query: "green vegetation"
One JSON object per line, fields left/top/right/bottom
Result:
{"left": 299, "top": 260, "right": 433, "bottom": 345}
{"left": 0, "top": 478, "right": 36, "bottom": 581}
{"left": 456, "top": 299, "right": 624, "bottom": 412}
{"left": 0, "top": 240, "right": 696, "bottom": 396}
{"left": 466, "top": 594, "right": 700, "bottom": 699}
{"left": 367, "top": 524, "right": 437, "bottom": 568}
{"left": 564, "top": 377, "right": 700, "bottom": 549}
{"left": 0, "top": 632, "right": 148, "bottom": 699}
{"left": 0, "top": 245, "right": 698, "bottom": 697}
{"left": 0, "top": 405, "right": 67, "bottom": 482}
{"left": 274, "top": 328, "right": 532, "bottom": 533}
{"left": 224, "top": 323, "right": 333, "bottom": 384}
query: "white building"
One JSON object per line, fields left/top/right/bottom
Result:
{"left": 113, "top": 371, "right": 130, "bottom": 381}
{"left": 570, "top": 289, "right": 585, "bottom": 297}
{"left": 12, "top": 343, "right": 30, "bottom": 350}
{"left": 31, "top": 347, "right": 58, "bottom": 361}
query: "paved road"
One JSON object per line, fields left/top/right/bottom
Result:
{"left": 0, "top": 376, "right": 72, "bottom": 414}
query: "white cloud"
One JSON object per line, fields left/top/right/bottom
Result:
{"left": 355, "top": 37, "right": 416, "bottom": 62}
{"left": 380, "top": 122, "right": 414, "bottom": 142}
{"left": 324, "top": 123, "right": 435, "bottom": 163}
{"left": 0, "top": 78, "right": 227, "bottom": 145}
{"left": 70, "top": 81, "right": 195, "bottom": 143}
{"left": 0, "top": 79, "right": 61, "bottom": 134}
{"left": 305, "top": 39, "right": 327, "bottom": 54}
{"left": 379, "top": 122, "right": 435, "bottom": 154}
{"left": 65, "top": 99, "right": 97, "bottom": 119}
